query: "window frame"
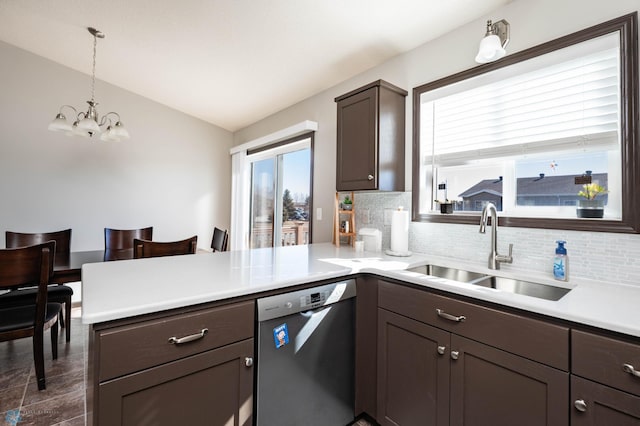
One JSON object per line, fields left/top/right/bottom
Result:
{"left": 412, "top": 13, "right": 639, "bottom": 233}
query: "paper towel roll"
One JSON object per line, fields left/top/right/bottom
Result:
{"left": 390, "top": 208, "right": 409, "bottom": 254}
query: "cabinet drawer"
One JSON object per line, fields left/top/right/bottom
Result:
{"left": 572, "top": 330, "right": 640, "bottom": 396}
{"left": 378, "top": 280, "right": 569, "bottom": 370}
{"left": 98, "top": 301, "right": 254, "bottom": 381}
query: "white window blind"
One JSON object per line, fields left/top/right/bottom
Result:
{"left": 421, "top": 33, "right": 620, "bottom": 166}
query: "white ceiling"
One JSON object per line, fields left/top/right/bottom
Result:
{"left": 0, "top": 0, "right": 510, "bottom": 132}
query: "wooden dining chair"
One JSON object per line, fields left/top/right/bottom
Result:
{"left": 3, "top": 229, "right": 74, "bottom": 342}
{"left": 0, "top": 241, "right": 61, "bottom": 391}
{"left": 211, "top": 227, "right": 229, "bottom": 252}
{"left": 104, "top": 227, "right": 153, "bottom": 261}
{"left": 133, "top": 236, "right": 198, "bottom": 259}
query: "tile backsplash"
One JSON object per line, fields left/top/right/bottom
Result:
{"left": 355, "top": 192, "right": 640, "bottom": 287}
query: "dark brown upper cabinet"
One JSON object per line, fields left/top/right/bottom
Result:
{"left": 336, "top": 80, "right": 407, "bottom": 191}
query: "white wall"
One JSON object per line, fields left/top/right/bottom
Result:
{"left": 232, "top": 0, "right": 640, "bottom": 283}
{"left": 0, "top": 40, "right": 233, "bottom": 251}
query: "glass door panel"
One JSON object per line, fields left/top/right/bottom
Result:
{"left": 280, "top": 149, "right": 311, "bottom": 246}
{"left": 250, "top": 158, "right": 275, "bottom": 248}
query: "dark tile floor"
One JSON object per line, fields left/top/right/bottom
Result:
{"left": 0, "top": 308, "right": 86, "bottom": 426}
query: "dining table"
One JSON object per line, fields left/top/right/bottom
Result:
{"left": 51, "top": 248, "right": 212, "bottom": 284}
{"left": 52, "top": 250, "right": 105, "bottom": 284}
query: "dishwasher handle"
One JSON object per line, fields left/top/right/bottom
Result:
{"left": 300, "top": 304, "right": 332, "bottom": 317}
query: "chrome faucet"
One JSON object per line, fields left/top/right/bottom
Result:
{"left": 479, "top": 202, "right": 513, "bottom": 270}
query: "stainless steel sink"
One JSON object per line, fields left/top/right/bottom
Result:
{"left": 406, "top": 264, "right": 571, "bottom": 301}
{"left": 469, "top": 275, "right": 571, "bottom": 301}
{"left": 407, "top": 264, "right": 487, "bottom": 282}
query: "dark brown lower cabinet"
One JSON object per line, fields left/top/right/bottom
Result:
{"left": 377, "top": 307, "right": 568, "bottom": 426}
{"left": 99, "top": 339, "right": 253, "bottom": 426}
{"left": 376, "top": 280, "right": 570, "bottom": 426}
{"left": 88, "top": 300, "right": 255, "bottom": 425}
{"left": 449, "top": 335, "right": 568, "bottom": 426}
{"left": 377, "top": 309, "right": 450, "bottom": 426}
{"left": 571, "top": 376, "right": 640, "bottom": 425}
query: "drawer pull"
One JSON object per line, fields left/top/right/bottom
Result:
{"left": 436, "top": 309, "right": 466, "bottom": 322}
{"left": 168, "top": 328, "right": 208, "bottom": 345}
{"left": 367, "top": 174, "right": 374, "bottom": 181}
{"left": 623, "top": 363, "right": 640, "bottom": 378}
{"left": 451, "top": 350, "right": 460, "bottom": 360}
{"left": 245, "top": 357, "right": 254, "bottom": 367}
{"left": 437, "top": 345, "right": 446, "bottom": 355}
{"left": 574, "top": 399, "right": 587, "bottom": 412}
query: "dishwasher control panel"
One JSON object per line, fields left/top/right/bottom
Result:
{"left": 301, "top": 291, "right": 328, "bottom": 309}
{"left": 257, "top": 279, "right": 356, "bottom": 321}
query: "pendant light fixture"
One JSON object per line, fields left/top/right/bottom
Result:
{"left": 48, "top": 27, "right": 130, "bottom": 142}
{"left": 475, "top": 19, "right": 510, "bottom": 64}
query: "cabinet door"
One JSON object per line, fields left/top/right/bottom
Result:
{"left": 336, "top": 86, "right": 378, "bottom": 190}
{"left": 450, "top": 335, "right": 569, "bottom": 426}
{"left": 571, "top": 376, "right": 640, "bottom": 425}
{"left": 377, "top": 308, "right": 450, "bottom": 426}
{"left": 98, "top": 339, "right": 253, "bottom": 426}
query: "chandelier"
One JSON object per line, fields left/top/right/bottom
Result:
{"left": 48, "top": 27, "right": 130, "bottom": 142}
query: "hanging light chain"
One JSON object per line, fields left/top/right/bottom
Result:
{"left": 90, "top": 31, "right": 97, "bottom": 103}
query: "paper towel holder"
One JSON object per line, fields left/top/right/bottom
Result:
{"left": 385, "top": 248, "right": 412, "bottom": 257}
{"left": 385, "top": 207, "right": 412, "bottom": 257}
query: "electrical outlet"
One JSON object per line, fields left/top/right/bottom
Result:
{"left": 358, "top": 209, "right": 370, "bottom": 224}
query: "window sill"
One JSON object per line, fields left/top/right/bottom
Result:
{"left": 412, "top": 211, "right": 638, "bottom": 233}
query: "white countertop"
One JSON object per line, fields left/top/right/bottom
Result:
{"left": 82, "top": 243, "right": 640, "bottom": 339}
{"left": 81, "top": 243, "right": 426, "bottom": 324}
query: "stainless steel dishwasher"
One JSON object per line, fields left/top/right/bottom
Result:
{"left": 256, "top": 279, "right": 356, "bottom": 426}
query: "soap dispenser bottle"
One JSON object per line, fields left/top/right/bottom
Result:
{"left": 553, "top": 240, "right": 568, "bottom": 281}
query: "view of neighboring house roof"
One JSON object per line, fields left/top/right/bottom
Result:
{"left": 517, "top": 173, "right": 607, "bottom": 196}
{"left": 458, "top": 173, "right": 608, "bottom": 198}
{"left": 458, "top": 178, "right": 503, "bottom": 198}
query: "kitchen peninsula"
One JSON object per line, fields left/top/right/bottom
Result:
{"left": 82, "top": 243, "right": 640, "bottom": 425}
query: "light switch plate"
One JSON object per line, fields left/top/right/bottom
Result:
{"left": 384, "top": 209, "right": 394, "bottom": 225}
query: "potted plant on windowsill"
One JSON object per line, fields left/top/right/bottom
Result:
{"left": 576, "top": 183, "right": 608, "bottom": 218}
{"left": 434, "top": 199, "right": 454, "bottom": 214}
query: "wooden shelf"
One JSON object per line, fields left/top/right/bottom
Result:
{"left": 333, "top": 191, "right": 355, "bottom": 247}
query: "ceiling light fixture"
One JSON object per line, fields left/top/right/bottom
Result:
{"left": 48, "top": 27, "right": 129, "bottom": 142}
{"left": 475, "top": 19, "right": 510, "bottom": 64}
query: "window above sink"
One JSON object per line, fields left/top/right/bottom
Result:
{"left": 411, "top": 13, "right": 639, "bottom": 233}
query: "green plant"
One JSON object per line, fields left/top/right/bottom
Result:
{"left": 578, "top": 183, "right": 608, "bottom": 200}
{"left": 343, "top": 195, "right": 352, "bottom": 204}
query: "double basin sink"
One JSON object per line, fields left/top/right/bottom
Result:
{"left": 407, "top": 264, "right": 571, "bottom": 301}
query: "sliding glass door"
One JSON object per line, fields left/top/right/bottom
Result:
{"left": 249, "top": 136, "right": 312, "bottom": 248}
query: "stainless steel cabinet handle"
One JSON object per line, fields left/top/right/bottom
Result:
{"left": 623, "top": 363, "right": 640, "bottom": 378}
{"left": 451, "top": 350, "right": 459, "bottom": 360}
{"left": 245, "top": 357, "right": 254, "bottom": 367}
{"left": 168, "top": 328, "right": 208, "bottom": 345}
{"left": 436, "top": 309, "right": 466, "bottom": 322}
{"left": 367, "top": 174, "right": 374, "bottom": 181}
{"left": 437, "top": 345, "right": 446, "bottom": 355}
{"left": 574, "top": 399, "right": 587, "bottom": 412}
